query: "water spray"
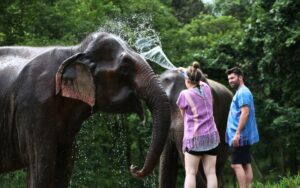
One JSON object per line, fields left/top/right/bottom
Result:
{"left": 135, "top": 38, "right": 178, "bottom": 71}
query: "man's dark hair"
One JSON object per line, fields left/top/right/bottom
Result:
{"left": 226, "top": 67, "right": 244, "bottom": 76}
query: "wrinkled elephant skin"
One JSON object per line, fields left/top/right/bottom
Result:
{"left": 0, "top": 32, "right": 170, "bottom": 188}
{"left": 159, "top": 70, "right": 232, "bottom": 188}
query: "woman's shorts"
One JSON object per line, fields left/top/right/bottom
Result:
{"left": 230, "top": 145, "right": 251, "bottom": 165}
{"left": 186, "top": 145, "right": 219, "bottom": 156}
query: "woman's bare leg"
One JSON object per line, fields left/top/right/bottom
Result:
{"left": 202, "top": 155, "right": 218, "bottom": 188}
{"left": 184, "top": 152, "right": 201, "bottom": 188}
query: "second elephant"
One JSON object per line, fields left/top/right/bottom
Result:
{"left": 159, "top": 70, "right": 233, "bottom": 188}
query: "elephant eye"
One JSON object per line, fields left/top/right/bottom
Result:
{"left": 118, "top": 61, "right": 134, "bottom": 77}
{"left": 162, "top": 78, "right": 171, "bottom": 85}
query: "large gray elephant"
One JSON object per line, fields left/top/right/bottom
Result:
{"left": 0, "top": 32, "right": 170, "bottom": 188}
{"left": 159, "top": 70, "right": 232, "bottom": 188}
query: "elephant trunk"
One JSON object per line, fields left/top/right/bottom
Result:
{"left": 130, "top": 65, "right": 171, "bottom": 178}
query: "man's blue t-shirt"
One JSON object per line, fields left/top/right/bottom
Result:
{"left": 226, "top": 85, "right": 259, "bottom": 146}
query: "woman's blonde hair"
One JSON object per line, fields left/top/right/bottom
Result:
{"left": 186, "top": 61, "right": 202, "bottom": 85}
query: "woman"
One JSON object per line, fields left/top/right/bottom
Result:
{"left": 176, "top": 62, "right": 219, "bottom": 188}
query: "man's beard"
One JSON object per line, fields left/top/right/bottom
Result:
{"left": 231, "top": 82, "right": 240, "bottom": 89}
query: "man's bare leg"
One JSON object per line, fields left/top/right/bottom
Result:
{"left": 231, "top": 164, "right": 246, "bottom": 188}
{"left": 244, "top": 164, "right": 253, "bottom": 188}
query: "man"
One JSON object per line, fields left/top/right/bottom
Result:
{"left": 226, "top": 67, "right": 259, "bottom": 188}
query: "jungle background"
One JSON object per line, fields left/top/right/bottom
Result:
{"left": 0, "top": 0, "right": 299, "bottom": 187}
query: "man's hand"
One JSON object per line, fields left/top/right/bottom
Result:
{"left": 232, "top": 106, "right": 249, "bottom": 147}
{"left": 232, "top": 132, "right": 240, "bottom": 147}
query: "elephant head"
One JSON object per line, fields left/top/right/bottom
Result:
{"left": 55, "top": 32, "right": 171, "bottom": 178}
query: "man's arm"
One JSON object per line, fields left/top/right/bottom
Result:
{"left": 232, "top": 105, "right": 250, "bottom": 147}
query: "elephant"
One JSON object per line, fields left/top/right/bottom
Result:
{"left": 159, "top": 69, "right": 232, "bottom": 188}
{"left": 0, "top": 32, "right": 171, "bottom": 188}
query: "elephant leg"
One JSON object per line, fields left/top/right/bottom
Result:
{"left": 17, "top": 108, "right": 57, "bottom": 188}
{"left": 159, "top": 138, "right": 178, "bottom": 188}
{"left": 216, "top": 142, "right": 228, "bottom": 188}
{"left": 54, "top": 144, "right": 75, "bottom": 188}
{"left": 24, "top": 128, "right": 57, "bottom": 188}
{"left": 216, "top": 171, "right": 224, "bottom": 188}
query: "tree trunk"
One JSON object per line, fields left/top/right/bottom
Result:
{"left": 288, "top": 144, "right": 298, "bottom": 175}
{"left": 279, "top": 145, "right": 285, "bottom": 174}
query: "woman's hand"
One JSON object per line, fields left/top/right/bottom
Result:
{"left": 177, "top": 67, "right": 186, "bottom": 72}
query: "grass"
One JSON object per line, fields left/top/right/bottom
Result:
{"left": 253, "top": 173, "right": 300, "bottom": 188}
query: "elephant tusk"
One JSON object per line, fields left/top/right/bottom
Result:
{"left": 139, "top": 119, "right": 146, "bottom": 126}
{"left": 130, "top": 164, "right": 145, "bottom": 179}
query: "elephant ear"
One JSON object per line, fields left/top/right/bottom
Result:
{"left": 56, "top": 53, "right": 95, "bottom": 107}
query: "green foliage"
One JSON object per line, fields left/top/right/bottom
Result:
{"left": 170, "top": 0, "right": 206, "bottom": 23}
{"left": 253, "top": 173, "right": 300, "bottom": 188}
{"left": 0, "top": 170, "right": 26, "bottom": 188}
{"left": 0, "top": 0, "right": 123, "bottom": 45}
{"left": 164, "top": 13, "right": 243, "bottom": 82}
{"left": 213, "top": 0, "right": 252, "bottom": 22}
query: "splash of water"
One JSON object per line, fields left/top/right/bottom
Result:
{"left": 140, "top": 45, "right": 177, "bottom": 71}
{"left": 110, "top": 115, "right": 131, "bottom": 187}
{"left": 135, "top": 37, "right": 156, "bottom": 52}
{"left": 98, "top": 15, "right": 177, "bottom": 71}
{"left": 134, "top": 28, "right": 177, "bottom": 71}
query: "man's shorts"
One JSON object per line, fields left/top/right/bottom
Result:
{"left": 186, "top": 145, "right": 219, "bottom": 156}
{"left": 230, "top": 145, "right": 251, "bottom": 165}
